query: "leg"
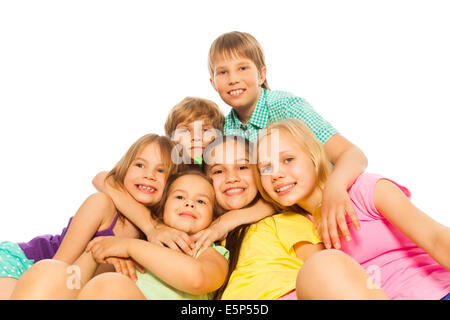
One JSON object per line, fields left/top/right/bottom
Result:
{"left": 77, "top": 272, "right": 146, "bottom": 300}
{"left": 10, "top": 259, "right": 81, "bottom": 300}
{"left": 0, "top": 278, "right": 18, "bottom": 300}
{"left": 296, "top": 249, "right": 389, "bottom": 300}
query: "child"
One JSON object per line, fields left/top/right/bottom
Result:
{"left": 7, "top": 134, "right": 177, "bottom": 299}
{"left": 92, "top": 97, "right": 274, "bottom": 256}
{"left": 204, "top": 135, "right": 388, "bottom": 300}
{"left": 256, "top": 118, "right": 450, "bottom": 300}
{"left": 208, "top": 31, "right": 367, "bottom": 251}
{"left": 77, "top": 169, "right": 229, "bottom": 300}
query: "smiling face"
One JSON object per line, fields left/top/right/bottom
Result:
{"left": 210, "top": 53, "right": 266, "bottom": 117}
{"left": 173, "top": 118, "right": 218, "bottom": 162}
{"left": 207, "top": 139, "right": 258, "bottom": 211}
{"left": 258, "top": 130, "right": 322, "bottom": 209}
{"left": 162, "top": 174, "right": 215, "bottom": 235}
{"left": 123, "top": 143, "right": 167, "bottom": 206}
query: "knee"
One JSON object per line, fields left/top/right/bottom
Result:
{"left": 10, "top": 259, "right": 70, "bottom": 299}
{"left": 77, "top": 273, "right": 136, "bottom": 300}
{"left": 296, "top": 249, "right": 388, "bottom": 300}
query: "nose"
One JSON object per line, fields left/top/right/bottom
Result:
{"left": 184, "top": 199, "right": 194, "bottom": 208}
{"left": 270, "top": 166, "right": 284, "bottom": 182}
{"left": 225, "top": 169, "right": 240, "bottom": 183}
{"left": 228, "top": 70, "right": 239, "bottom": 85}
{"left": 143, "top": 169, "right": 157, "bottom": 181}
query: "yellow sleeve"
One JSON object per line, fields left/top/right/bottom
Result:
{"left": 274, "top": 212, "right": 322, "bottom": 253}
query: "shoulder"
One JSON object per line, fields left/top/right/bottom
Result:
{"left": 84, "top": 192, "right": 116, "bottom": 212}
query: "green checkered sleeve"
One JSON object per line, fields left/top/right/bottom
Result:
{"left": 284, "top": 96, "right": 337, "bottom": 144}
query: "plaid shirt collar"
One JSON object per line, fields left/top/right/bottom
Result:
{"left": 228, "top": 88, "right": 269, "bottom": 130}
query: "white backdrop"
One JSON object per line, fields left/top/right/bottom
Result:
{"left": 1, "top": 0, "right": 449, "bottom": 242}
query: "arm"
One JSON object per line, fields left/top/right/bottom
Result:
{"left": 320, "top": 133, "right": 366, "bottom": 249}
{"left": 93, "top": 171, "right": 157, "bottom": 239}
{"left": 192, "top": 198, "right": 275, "bottom": 252}
{"left": 373, "top": 179, "right": 450, "bottom": 270}
{"left": 87, "top": 237, "right": 228, "bottom": 295}
{"left": 93, "top": 172, "right": 194, "bottom": 253}
{"left": 52, "top": 192, "right": 117, "bottom": 264}
{"left": 294, "top": 241, "right": 325, "bottom": 261}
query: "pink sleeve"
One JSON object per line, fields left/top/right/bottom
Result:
{"left": 348, "top": 173, "right": 412, "bottom": 220}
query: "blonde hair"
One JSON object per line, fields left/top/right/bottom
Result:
{"left": 107, "top": 134, "right": 178, "bottom": 191}
{"left": 255, "top": 118, "right": 332, "bottom": 222}
{"left": 208, "top": 31, "right": 270, "bottom": 90}
{"left": 164, "top": 97, "right": 225, "bottom": 137}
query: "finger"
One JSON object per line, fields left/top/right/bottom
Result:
{"left": 327, "top": 210, "right": 341, "bottom": 249}
{"left": 320, "top": 216, "right": 332, "bottom": 249}
{"left": 134, "top": 260, "right": 146, "bottom": 274}
{"left": 164, "top": 240, "right": 181, "bottom": 252}
{"left": 174, "top": 236, "right": 193, "bottom": 255}
{"left": 336, "top": 207, "right": 351, "bottom": 242}
{"left": 120, "top": 259, "right": 130, "bottom": 278}
{"left": 179, "top": 232, "right": 195, "bottom": 249}
{"left": 109, "top": 258, "right": 122, "bottom": 273}
{"left": 126, "top": 260, "right": 138, "bottom": 282}
{"left": 345, "top": 202, "right": 360, "bottom": 231}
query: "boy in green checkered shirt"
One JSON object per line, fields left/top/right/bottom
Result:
{"left": 197, "top": 31, "right": 367, "bottom": 251}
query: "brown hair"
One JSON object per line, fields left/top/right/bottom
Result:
{"left": 204, "top": 135, "right": 276, "bottom": 299}
{"left": 164, "top": 96, "right": 225, "bottom": 138}
{"left": 151, "top": 168, "right": 221, "bottom": 222}
{"left": 208, "top": 31, "right": 270, "bottom": 90}
{"left": 106, "top": 133, "right": 178, "bottom": 195}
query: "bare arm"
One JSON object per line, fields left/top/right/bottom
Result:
{"left": 93, "top": 172, "right": 194, "bottom": 253}
{"left": 321, "top": 133, "right": 367, "bottom": 249}
{"left": 373, "top": 179, "right": 450, "bottom": 270}
{"left": 192, "top": 198, "right": 275, "bottom": 253}
{"left": 87, "top": 237, "right": 228, "bottom": 295}
{"left": 93, "top": 171, "right": 157, "bottom": 238}
{"left": 52, "top": 192, "right": 117, "bottom": 264}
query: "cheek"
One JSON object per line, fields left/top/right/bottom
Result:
{"left": 260, "top": 175, "right": 273, "bottom": 195}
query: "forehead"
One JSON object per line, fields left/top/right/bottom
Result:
{"left": 176, "top": 117, "right": 212, "bottom": 128}
{"left": 136, "top": 143, "right": 162, "bottom": 159}
{"left": 170, "top": 174, "right": 214, "bottom": 197}
{"left": 213, "top": 50, "right": 254, "bottom": 67}
{"left": 209, "top": 140, "right": 249, "bottom": 165}
{"left": 258, "top": 130, "right": 302, "bottom": 158}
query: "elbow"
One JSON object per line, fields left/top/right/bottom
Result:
{"left": 184, "top": 266, "right": 212, "bottom": 295}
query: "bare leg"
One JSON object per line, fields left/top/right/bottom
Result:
{"left": 77, "top": 272, "right": 146, "bottom": 300}
{"left": 0, "top": 278, "right": 18, "bottom": 300}
{"left": 10, "top": 252, "right": 100, "bottom": 300}
{"left": 296, "top": 249, "right": 389, "bottom": 300}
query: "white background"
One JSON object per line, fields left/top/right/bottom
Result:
{"left": 1, "top": 0, "right": 449, "bottom": 242}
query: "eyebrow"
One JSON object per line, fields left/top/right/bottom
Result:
{"left": 171, "top": 189, "right": 213, "bottom": 200}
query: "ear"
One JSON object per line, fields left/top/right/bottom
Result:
{"left": 258, "top": 66, "right": 267, "bottom": 86}
{"left": 210, "top": 77, "right": 218, "bottom": 91}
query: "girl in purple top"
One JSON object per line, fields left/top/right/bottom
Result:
{"left": 1, "top": 133, "right": 178, "bottom": 299}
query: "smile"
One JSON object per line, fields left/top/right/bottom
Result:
{"left": 228, "top": 89, "right": 245, "bottom": 97}
{"left": 136, "top": 184, "right": 157, "bottom": 194}
{"left": 224, "top": 187, "right": 246, "bottom": 196}
{"left": 275, "top": 183, "right": 296, "bottom": 195}
{"left": 179, "top": 211, "right": 197, "bottom": 219}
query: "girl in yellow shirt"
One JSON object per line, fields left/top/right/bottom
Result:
{"left": 202, "top": 135, "right": 388, "bottom": 300}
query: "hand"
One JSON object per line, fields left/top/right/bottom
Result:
{"left": 148, "top": 223, "right": 195, "bottom": 255}
{"left": 191, "top": 218, "right": 228, "bottom": 257}
{"left": 320, "top": 180, "right": 360, "bottom": 249}
{"left": 86, "top": 236, "right": 130, "bottom": 263}
{"left": 105, "top": 257, "right": 145, "bottom": 282}
{"left": 92, "top": 171, "right": 108, "bottom": 193}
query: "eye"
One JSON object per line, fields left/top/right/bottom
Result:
{"left": 284, "top": 157, "right": 294, "bottom": 164}
{"left": 135, "top": 163, "right": 144, "bottom": 168}
{"left": 212, "top": 169, "right": 223, "bottom": 175}
{"left": 197, "top": 199, "right": 207, "bottom": 205}
{"left": 157, "top": 168, "right": 165, "bottom": 173}
{"left": 175, "top": 195, "right": 184, "bottom": 200}
{"left": 239, "top": 165, "right": 248, "bottom": 170}
{"left": 217, "top": 70, "right": 226, "bottom": 75}
{"left": 240, "top": 66, "right": 248, "bottom": 71}
{"left": 259, "top": 166, "right": 272, "bottom": 174}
